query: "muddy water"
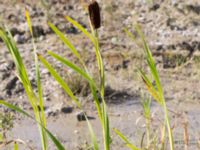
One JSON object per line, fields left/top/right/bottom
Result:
{"left": 7, "top": 99, "right": 200, "bottom": 150}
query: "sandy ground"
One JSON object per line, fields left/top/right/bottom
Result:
{"left": 0, "top": 0, "right": 200, "bottom": 149}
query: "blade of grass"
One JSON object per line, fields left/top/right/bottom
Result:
{"left": 40, "top": 52, "right": 101, "bottom": 150}
{"left": 102, "top": 101, "right": 110, "bottom": 150}
{"left": 37, "top": 53, "right": 81, "bottom": 108}
{"left": 0, "top": 100, "right": 65, "bottom": 150}
{"left": 0, "top": 28, "right": 39, "bottom": 117}
{"left": 86, "top": 117, "right": 99, "bottom": 150}
{"left": 90, "top": 84, "right": 103, "bottom": 122}
{"left": 138, "top": 70, "right": 162, "bottom": 105}
{"left": 133, "top": 25, "right": 174, "bottom": 150}
{"left": 48, "top": 22, "right": 85, "bottom": 66}
{"left": 14, "top": 142, "right": 18, "bottom": 150}
{"left": 25, "top": 10, "right": 33, "bottom": 36}
{"left": 93, "top": 31, "right": 105, "bottom": 97}
{"left": 124, "top": 28, "right": 143, "bottom": 50}
{"left": 134, "top": 25, "right": 163, "bottom": 96}
{"left": 65, "top": 16, "right": 95, "bottom": 44}
{"left": 26, "top": 10, "right": 47, "bottom": 150}
{"left": 47, "top": 50, "right": 96, "bottom": 87}
{"left": 0, "top": 100, "right": 32, "bottom": 118}
{"left": 55, "top": 15, "right": 108, "bottom": 150}
{"left": 47, "top": 50, "right": 103, "bottom": 125}
{"left": 113, "top": 128, "right": 140, "bottom": 150}
{"left": 66, "top": 16, "right": 105, "bottom": 96}
{"left": 0, "top": 29, "right": 32, "bottom": 95}
{"left": 141, "top": 95, "right": 151, "bottom": 148}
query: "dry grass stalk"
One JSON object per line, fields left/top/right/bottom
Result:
{"left": 183, "top": 121, "right": 189, "bottom": 150}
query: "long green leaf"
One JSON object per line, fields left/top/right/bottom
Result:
{"left": 66, "top": 16, "right": 105, "bottom": 96}
{"left": 93, "top": 31, "right": 105, "bottom": 97}
{"left": 48, "top": 50, "right": 96, "bottom": 87}
{"left": 14, "top": 142, "right": 18, "bottom": 150}
{"left": 0, "top": 29, "right": 39, "bottom": 118}
{"left": 65, "top": 16, "right": 95, "bottom": 44}
{"left": 0, "top": 100, "right": 32, "bottom": 118}
{"left": 25, "top": 10, "right": 33, "bottom": 36}
{"left": 86, "top": 117, "right": 99, "bottom": 150}
{"left": 102, "top": 101, "right": 110, "bottom": 150}
{"left": 113, "top": 128, "right": 140, "bottom": 150}
{"left": 48, "top": 22, "right": 83, "bottom": 63}
{"left": 26, "top": 10, "right": 47, "bottom": 150}
{"left": 0, "top": 100, "right": 65, "bottom": 150}
{"left": 38, "top": 54, "right": 81, "bottom": 108}
{"left": 135, "top": 25, "right": 163, "bottom": 96}
{"left": 138, "top": 70, "right": 162, "bottom": 105}
{"left": 133, "top": 25, "right": 174, "bottom": 150}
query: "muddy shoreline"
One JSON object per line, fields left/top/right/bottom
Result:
{"left": 0, "top": 0, "right": 200, "bottom": 149}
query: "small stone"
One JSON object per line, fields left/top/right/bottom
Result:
{"left": 76, "top": 112, "right": 95, "bottom": 121}
{"left": 122, "top": 60, "right": 130, "bottom": 69}
{"left": 6, "top": 61, "right": 15, "bottom": 71}
{"left": 14, "top": 80, "right": 24, "bottom": 94}
{"left": 39, "top": 36, "right": 45, "bottom": 41}
{"left": 61, "top": 107, "right": 73, "bottom": 114}
{"left": 0, "top": 60, "right": 15, "bottom": 72}
{"left": 150, "top": 4, "right": 160, "bottom": 11}
{"left": 45, "top": 103, "right": 63, "bottom": 117}
{"left": 14, "top": 34, "right": 25, "bottom": 44}
{"left": 0, "top": 95, "right": 4, "bottom": 100}
{"left": 32, "top": 25, "right": 45, "bottom": 37}
{"left": 76, "top": 111, "right": 87, "bottom": 121}
{"left": 74, "top": 130, "right": 79, "bottom": 134}
{"left": 44, "top": 96, "right": 51, "bottom": 101}
{"left": 7, "top": 14, "right": 17, "bottom": 22}
{"left": 1, "top": 72, "right": 10, "bottom": 80}
{"left": 66, "top": 26, "right": 78, "bottom": 34}
{"left": 111, "top": 37, "right": 117, "bottom": 44}
{"left": 10, "top": 27, "right": 23, "bottom": 36}
{"left": 5, "top": 76, "right": 18, "bottom": 96}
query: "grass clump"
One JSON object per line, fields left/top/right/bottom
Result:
{"left": 0, "top": 112, "right": 13, "bottom": 142}
{"left": 0, "top": 11, "right": 65, "bottom": 150}
{"left": 118, "top": 26, "right": 174, "bottom": 150}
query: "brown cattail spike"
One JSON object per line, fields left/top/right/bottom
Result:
{"left": 88, "top": 0, "right": 101, "bottom": 29}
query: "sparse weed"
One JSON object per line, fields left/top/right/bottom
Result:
{"left": 65, "top": 73, "right": 90, "bottom": 96}
{"left": 122, "top": 25, "right": 174, "bottom": 150}
{"left": 0, "top": 112, "right": 13, "bottom": 142}
{"left": 141, "top": 94, "right": 151, "bottom": 149}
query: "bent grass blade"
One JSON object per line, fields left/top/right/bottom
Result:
{"left": 65, "top": 16, "right": 95, "bottom": 44}
{"left": 25, "top": 10, "right": 47, "bottom": 150}
{"left": 113, "top": 128, "right": 140, "bottom": 150}
{"left": 37, "top": 54, "right": 81, "bottom": 108}
{"left": 0, "top": 100, "right": 65, "bottom": 150}
{"left": 47, "top": 50, "right": 96, "bottom": 87}
{"left": 48, "top": 22, "right": 84, "bottom": 65}
{"left": 124, "top": 25, "right": 174, "bottom": 150}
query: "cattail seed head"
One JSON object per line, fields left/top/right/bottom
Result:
{"left": 88, "top": 0, "right": 101, "bottom": 29}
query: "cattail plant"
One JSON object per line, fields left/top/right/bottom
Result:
{"left": 88, "top": 0, "right": 105, "bottom": 97}
{"left": 88, "top": 0, "right": 101, "bottom": 29}
{"left": 39, "top": 1, "right": 110, "bottom": 149}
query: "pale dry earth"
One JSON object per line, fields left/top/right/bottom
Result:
{"left": 0, "top": 0, "right": 200, "bottom": 149}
